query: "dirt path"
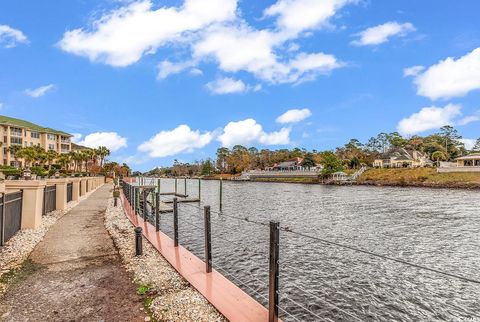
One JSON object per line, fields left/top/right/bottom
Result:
{"left": 0, "top": 184, "right": 146, "bottom": 322}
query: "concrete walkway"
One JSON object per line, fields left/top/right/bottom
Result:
{"left": 0, "top": 184, "right": 145, "bottom": 322}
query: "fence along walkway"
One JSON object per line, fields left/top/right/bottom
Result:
{"left": 0, "top": 191, "right": 23, "bottom": 245}
{"left": 0, "top": 184, "right": 145, "bottom": 321}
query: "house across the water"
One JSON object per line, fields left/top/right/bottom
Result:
{"left": 437, "top": 153, "right": 480, "bottom": 173}
{"left": 373, "top": 148, "right": 433, "bottom": 168}
{"left": 268, "top": 158, "right": 304, "bottom": 171}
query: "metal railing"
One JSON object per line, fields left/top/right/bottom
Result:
{"left": 121, "top": 179, "right": 480, "bottom": 322}
{"left": 67, "top": 183, "right": 73, "bottom": 203}
{"left": 0, "top": 191, "right": 23, "bottom": 245}
{"left": 43, "top": 185, "right": 56, "bottom": 215}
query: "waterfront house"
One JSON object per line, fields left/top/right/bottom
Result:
{"left": 456, "top": 153, "right": 480, "bottom": 167}
{"left": 373, "top": 148, "right": 433, "bottom": 168}
{"left": 0, "top": 115, "right": 73, "bottom": 167}
{"left": 268, "top": 157, "right": 304, "bottom": 171}
{"left": 437, "top": 153, "right": 480, "bottom": 173}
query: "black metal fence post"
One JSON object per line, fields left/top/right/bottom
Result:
{"left": 135, "top": 227, "right": 143, "bottom": 255}
{"left": 0, "top": 193, "right": 5, "bottom": 246}
{"left": 173, "top": 197, "right": 178, "bottom": 247}
{"left": 269, "top": 221, "right": 280, "bottom": 322}
{"left": 184, "top": 178, "right": 187, "bottom": 195}
{"left": 204, "top": 205, "right": 212, "bottom": 273}
{"left": 155, "top": 192, "right": 160, "bottom": 231}
{"left": 142, "top": 190, "right": 146, "bottom": 219}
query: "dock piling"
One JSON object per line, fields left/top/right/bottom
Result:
{"left": 219, "top": 179, "right": 223, "bottom": 211}
{"left": 204, "top": 205, "right": 212, "bottom": 273}
{"left": 198, "top": 179, "right": 201, "bottom": 200}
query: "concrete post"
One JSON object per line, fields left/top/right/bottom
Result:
{"left": 80, "top": 179, "right": 87, "bottom": 196}
{"left": 47, "top": 178, "right": 68, "bottom": 211}
{"left": 5, "top": 180, "right": 47, "bottom": 229}
{"left": 71, "top": 178, "right": 80, "bottom": 201}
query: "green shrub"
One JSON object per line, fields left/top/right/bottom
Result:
{"left": 1, "top": 168, "right": 22, "bottom": 177}
{"left": 31, "top": 166, "right": 48, "bottom": 177}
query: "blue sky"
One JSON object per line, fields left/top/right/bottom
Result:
{"left": 1, "top": 0, "right": 479, "bottom": 171}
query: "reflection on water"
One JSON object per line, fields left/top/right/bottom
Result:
{"left": 138, "top": 178, "right": 480, "bottom": 321}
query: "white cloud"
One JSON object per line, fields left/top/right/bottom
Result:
{"left": 58, "top": 0, "right": 237, "bottom": 67}
{"left": 351, "top": 21, "right": 415, "bottom": 46}
{"left": 206, "top": 77, "right": 247, "bottom": 94}
{"left": 276, "top": 108, "right": 312, "bottom": 124}
{"left": 24, "top": 84, "right": 55, "bottom": 98}
{"left": 189, "top": 68, "right": 203, "bottom": 76}
{"left": 457, "top": 115, "right": 480, "bottom": 126}
{"left": 397, "top": 104, "right": 479, "bottom": 135}
{"left": 460, "top": 139, "right": 477, "bottom": 150}
{"left": 413, "top": 48, "right": 480, "bottom": 100}
{"left": 71, "top": 133, "right": 83, "bottom": 144}
{"left": 403, "top": 65, "right": 424, "bottom": 77}
{"left": 78, "top": 132, "right": 128, "bottom": 151}
{"left": 193, "top": 24, "right": 343, "bottom": 84}
{"left": 57, "top": 0, "right": 351, "bottom": 88}
{"left": 157, "top": 60, "right": 195, "bottom": 79}
{"left": 0, "top": 102, "right": 3, "bottom": 110}
{"left": 138, "top": 125, "right": 213, "bottom": 158}
{"left": 264, "top": 0, "right": 355, "bottom": 35}
{"left": 218, "top": 118, "right": 290, "bottom": 147}
{"left": 0, "top": 24, "right": 28, "bottom": 48}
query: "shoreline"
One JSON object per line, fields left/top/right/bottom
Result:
{"left": 203, "top": 176, "right": 480, "bottom": 190}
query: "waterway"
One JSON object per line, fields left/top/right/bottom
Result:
{"left": 141, "top": 179, "right": 480, "bottom": 321}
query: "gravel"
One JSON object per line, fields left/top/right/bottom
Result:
{"left": 104, "top": 197, "right": 226, "bottom": 322}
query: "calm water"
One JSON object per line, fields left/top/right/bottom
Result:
{"left": 139, "top": 179, "right": 480, "bottom": 321}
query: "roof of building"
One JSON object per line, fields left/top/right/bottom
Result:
{"left": 274, "top": 157, "right": 304, "bottom": 168}
{"left": 456, "top": 153, "right": 480, "bottom": 160}
{"left": 71, "top": 142, "right": 90, "bottom": 150}
{"left": 376, "top": 148, "right": 433, "bottom": 163}
{"left": 0, "top": 115, "right": 72, "bottom": 137}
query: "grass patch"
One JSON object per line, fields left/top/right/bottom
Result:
{"left": 360, "top": 168, "right": 480, "bottom": 185}
{"left": 0, "top": 260, "right": 43, "bottom": 287}
{"left": 136, "top": 283, "right": 159, "bottom": 322}
{"left": 137, "top": 283, "right": 150, "bottom": 296}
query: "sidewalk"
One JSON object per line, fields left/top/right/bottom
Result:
{"left": 0, "top": 184, "right": 145, "bottom": 321}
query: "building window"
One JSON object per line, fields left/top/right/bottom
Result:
{"left": 10, "top": 127, "right": 22, "bottom": 137}
{"left": 48, "top": 134, "right": 57, "bottom": 141}
{"left": 31, "top": 132, "right": 40, "bottom": 139}
{"left": 10, "top": 137, "right": 22, "bottom": 145}
{"left": 48, "top": 144, "right": 55, "bottom": 151}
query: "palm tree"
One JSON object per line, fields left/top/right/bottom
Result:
{"left": 46, "top": 150, "right": 58, "bottom": 170}
{"left": 7, "top": 145, "right": 22, "bottom": 167}
{"left": 432, "top": 150, "right": 447, "bottom": 167}
{"left": 96, "top": 146, "right": 110, "bottom": 167}
{"left": 15, "top": 147, "right": 33, "bottom": 168}
{"left": 57, "top": 154, "right": 71, "bottom": 171}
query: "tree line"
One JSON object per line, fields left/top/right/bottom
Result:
{"left": 145, "top": 126, "right": 479, "bottom": 177}
{"left": 2, "top": 144, "right": 131, "bottom": 178}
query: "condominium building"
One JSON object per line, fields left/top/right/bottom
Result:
{"left": 0, "top": 115, "right": 72, "bottom": 167}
